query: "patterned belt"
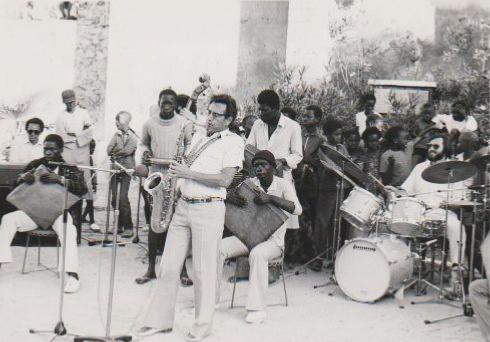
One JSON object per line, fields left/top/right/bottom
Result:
{"left": 180, "top": 196, "right": 225, "bottom": 204}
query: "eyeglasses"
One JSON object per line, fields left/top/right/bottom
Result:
{"left": 427, "top": 143, "right": 441, "bottom": 149}
{"left": 27, "top": 130, "right": 41, "bottom": 135}
{"left": 208, "top": 110, "right": 227, "bottom": 118}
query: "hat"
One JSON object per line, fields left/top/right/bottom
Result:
{"left": 252, "top": 150, "right": 276, "bottom": 167}
{"left": 62, "top": 89, "right": 76, "bottom": 103}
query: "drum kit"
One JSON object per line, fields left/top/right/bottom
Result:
{"left": 320, "top": 145, "right": 490, "bottom": 313}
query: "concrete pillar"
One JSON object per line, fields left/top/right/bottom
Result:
{"left": 235, "top": 0, "right": 289, "bottom": 102}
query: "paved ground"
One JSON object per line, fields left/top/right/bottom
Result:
{"left": 0, "top": 225, "right": 484, "bottom": 342}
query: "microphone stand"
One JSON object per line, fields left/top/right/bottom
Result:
{"left": 75, "top": 165, "right": 132, "bottom": 342}
{"left": 86, "top": 161, "right": 130, "bottom": 248}
{"left": 29, "top": 165, "right": 80, "bottom": 340}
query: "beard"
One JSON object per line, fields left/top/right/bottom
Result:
{"left": 427, "top": 151, "right": 444, "bottom": 162}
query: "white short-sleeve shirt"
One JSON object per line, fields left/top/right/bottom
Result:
{"left": 177, "top": 129, "right": 244, "bottom": 199}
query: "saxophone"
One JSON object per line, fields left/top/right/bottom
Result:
{"left": 144, "top": 128, "right": 187, "bottom": 233}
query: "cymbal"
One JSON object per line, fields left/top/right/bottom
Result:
{"left": 422, "top": 160, "right": 477, "bottom": 184}
{"left": 318, "top": 144, "right": 369, "bottom": 185}
{"left": 469, "top": 146, "right": 490, "bottom": 169}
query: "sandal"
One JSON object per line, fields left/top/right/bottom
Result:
{"left": 135, "top": 273, "right": 156, "bottom": 285}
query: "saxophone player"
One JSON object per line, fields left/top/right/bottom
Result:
{"left": 136, "top": 89, "right": 194, "bottom": 286}
{"left": 136, "top": 94, "right": 244, "bottom": 341}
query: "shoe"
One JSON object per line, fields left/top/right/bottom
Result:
{"left": 181, "top": 276, "right": 193, "bottom": 287}
{"left": 245, "top": 310, "right": 266, "bottom": 324}
{"left": 135, "top": 326, "right": 172, "bottom": 337}
{"left": 184, "top": 331, "right": 208, "bottom": 341}
{"left": 64, "top": 275, "right": 80, "bottom": 293}
{"left": 135, "top": 273, "right": 156, "bottom": 285}
{"left": 89, "top": 223, "right": 101, "bottom": 232}
{"left": 122, "top": 230, "right": 134, "bottom": 238}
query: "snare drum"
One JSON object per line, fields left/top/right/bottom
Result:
{"left": 421, "top": 220, "right": 446, "bottom": 238}
{"left": 340, "top": 187, "right": 384, "bottom": 231}
{"left": 335, "top": 235, "right": 413, "bottom": 302}
{"left": 389, "top": 197, "right": 426, "bottom": 237}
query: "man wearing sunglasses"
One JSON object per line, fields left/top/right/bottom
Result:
{"left": 392, "top": 134, "right": 470, "bottom": 295}
{"left": 8, "top": 118, "right": 44, "bottom": 164}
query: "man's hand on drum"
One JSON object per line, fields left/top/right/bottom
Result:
{"left": 225, "top": 190, "right": 247, "bottom": 207}
{"left": 254, "top": 191, "right": 271, "bottom": 205}
{"left": 20, "top": 172, "right": 35, "bottom": 185}
{"left": 40, "top": 172, "right": 62, "bottom": 185}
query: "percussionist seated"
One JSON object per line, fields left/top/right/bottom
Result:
{"left": 218, "top": 150, "right": 301, "bottom": 323}
{"left": 0, "top": 134, "right": 86, "bottom": 293}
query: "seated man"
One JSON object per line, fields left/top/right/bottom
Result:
{"left": 0, "top": 134, "right": 85, "bottom": 293}
{"left": 392, "top": 134, "right": 469, "bottom": 291}
{"left": 217, "top": 150, "right": 302, "bottom": 324}
{"left": 8, "top": 117, "right": 45, "bottom": 163}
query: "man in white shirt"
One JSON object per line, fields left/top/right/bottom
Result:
{"left": 217, "top": 150, "right": 301, "bottom": 324}
{"left": 246, "top": 90, "right": 302, "bottom": 229}
{"left": 136, "top": 94, "right": 244, "bottom": 341}
{"left": 8, "top": 117, "right": 44, "bottom": 163}
{"left": 432, "top": 101, "right": 478, "bottom": 134}
{"left": 398, "top": 134, "right": 469, "bottom": 289}
{"left": 246, "top": 89, "right": 303, "bottom": 183}
{"left": 55, "top": 89, "right": 93, "bottom": 243}
{"left": 355, "top": 93, "right": 382, "bottom": 136}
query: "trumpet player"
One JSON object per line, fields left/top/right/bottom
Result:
{"left": 136, "top": 89, "right": 194, "bottom": 286}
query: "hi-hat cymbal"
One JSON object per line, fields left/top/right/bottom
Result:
{"left": 470, "top": 146, "right": 490, "bottom": 169}
{"left": 422, "top": 160, "right": 477, "bottom": 184}
{"left": 318, "top": 144, "right": 368, "bottom": 185}
{"left": 442, "top": 200, "right": 482, "bottom": 208}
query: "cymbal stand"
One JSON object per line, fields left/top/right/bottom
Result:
{"left": 75, "top": 167, "right": 132, "bottom": 341}
{"left": 29, "top": 168, "right": 80, "bottom": 340}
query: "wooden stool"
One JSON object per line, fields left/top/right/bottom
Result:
{"left": 231, "top": 255, "right": 288, "bottom": 308}
{"left": 21, "top": 228, "right": 60, "bottom": 277}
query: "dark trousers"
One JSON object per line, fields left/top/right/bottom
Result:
{"left": 82, "top": 199, "right": 94, "bottom": 224}
{"left": 69, "top": 200, "right": 83, "bottom": 245}
{"left": 111, "top": 173, "right": 133, "bottom": 231}
{"left": 141, "top": 185, "right": 152, "bottom": 225}
{"left": 148, "top": 229, "right": 167, "bottom": 265}
{"left": 313, "top": 190, "right": 339, "bottom": 259}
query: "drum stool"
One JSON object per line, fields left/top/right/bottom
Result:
{"left": 231, "top": 254, "right": 288, "bottom": 308}
{"left": 21, "top": 228, "right": 60, "bottom": 277}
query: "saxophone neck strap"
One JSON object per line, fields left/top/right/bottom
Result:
{"left": 184, "top": 135, "right": 222, "bottom": 167}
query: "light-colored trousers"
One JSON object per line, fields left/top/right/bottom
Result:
{"left": 425, "top": 208, "right": 465, "bottom": 265}
{"left": 0, "top": 210, "right": 78, "bottom": 273}
{"left": 143, "top": 199, "right": 225, "bottom": 337}
{"left": 469, "top": 279, "right": 490, "bottom": 342}
{"left": 217, "top": 236, "right": 282, "bottom": 311}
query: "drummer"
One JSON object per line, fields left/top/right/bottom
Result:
{"left": 390, "top": 134, "right": 470, "bottom": 291}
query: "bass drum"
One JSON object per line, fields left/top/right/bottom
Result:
{"left": 335, "top": 235, "right": 412, "bottom": 303}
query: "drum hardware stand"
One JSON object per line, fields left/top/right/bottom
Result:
{"left": 29, "top": 164, "right": 80, "bottom": 341}
{"left": 395, "top": 238, "right": 439, "bottom": 308}
{"left": 74, "top": 166, "right": 132, "bottom": 342}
